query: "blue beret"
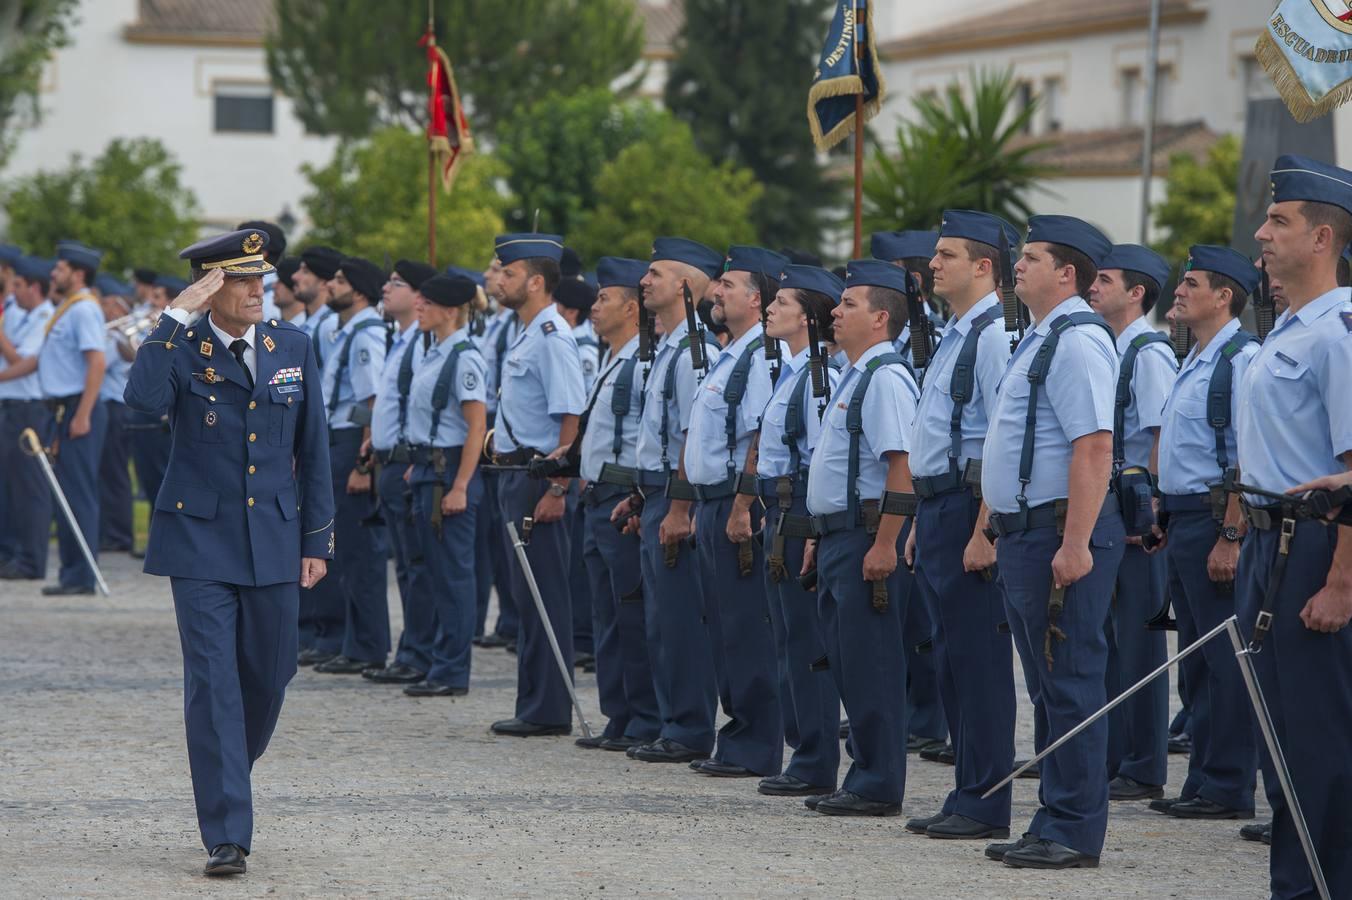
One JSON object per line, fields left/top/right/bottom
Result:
{"left": 939, "top": 210, "right": 1020, "bottom": 251}
{"left": 1100, "top": 244, "right": 1171, "bottom": 291}
{"left": 844, "top": 259, "right": 909, "bottom": 293}
{"left": 651, "top": 237, "right": 723, "bottom": 279}
{"left": 596, "top": 256, "right": 648, "bottom": 290}
{"left": 56, "top": 240, "right": 104, "bottom": 271}
{"left": 178, "top": 229, "right": 273, "bottom": 276}
{"left": 1025, "top": 215, "right": 1112, "bottom": 267}
{"left": 0, "top": 244, "right": 23, "bottom": 266}
{"left": 870, "top": 230, "right": 939, "bottom": 262}
{"left": 444, "top": 264, "right": 486, "bottom": 287}
{"left": 14, "top": 255, "right": 53, "bottom": 284}
{"left": 1270, "top": 154, "right": 1352, "bottom": 216}
{"left": 778, "top": 264, "right": 843, "bottom": 301}
{"left": 155, "top": 274, "right": 189, "bottom": 294}
{"left": 494, "top": 232, "right": 564, "bottom": 266}
{"left": 724, "top": 245, "right": 790, "bottom": 278}
{"left": 1186, "top": 245, "right": 1260, "bottom": 296}
{"left": 420, "top": 274, "right": 477, "bottom": 308}
{"left": 95, "top": 274, "right": 133, "bottom": 297}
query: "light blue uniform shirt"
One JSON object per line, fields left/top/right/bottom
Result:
{"left": 492, "top": 304, "right": 585, "bottom": 454}
{"left": 635, "top": 318, "right": 720, "bottom": 474}
{"left": 1237, "top": 288, "right": 1352, "bottom": 498}
{"left": 579, "top": 333, "right": 643, "bottom": 482}
{"left": 573, "top": 319, "right": 601, "bottom": 396}
{"left": 478, "top": 308, "right": 517, "bottom": 415}
{"left": 1158, "top": 317, "right": 1257, "bottom": 495}
{"left": 0, "top": 300, "right": 53, "bottom": 400}
{"left": 304, "top": 306, "right": 335, "bottom": 339}
{"left": 320, "top": 306, "right": 386, "bottom": 430}
{"left": 1115, "top": 316, "right": 1177, "bottom": 471}
{"left": 370, "top": 321, "right": 420, "bottom": 451}
{"left": 757, "top": 346, "right": 840, "bottom": 479}
{"left": 981, "top": 296, "right": 1118, "bottom": 514}
{"left": 684, "top": 323, "right": 774, "bottom": 486}
{"left": 100, "top": 333, "right": 132, "bottom": 403}
{"left": 406, "top": 326, "right": 487, "bottom": 449}
{"left": 38, "top": 291, "right": 105, "bottom": 398}
{"left": 807, "top": 340, "right": 920, "bottom": 517}
{"left": 909, "top": 292, "right": 1009, "bottom": 478}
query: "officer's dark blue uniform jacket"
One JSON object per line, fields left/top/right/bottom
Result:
{"left": 124, "top": 315, "right": 335, "bottom": 585}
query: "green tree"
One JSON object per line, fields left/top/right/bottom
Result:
{"left": 1151, "top": 134, "right": 1240, "bottom": 266}
{"left": 864, "top": 68, "right": 1050, "bottom": 233}
{"left": 0, "top": 0, "right": 78, "bottom": 171}
{"left": 664, "top": 0, "right": 834, "bottom": 252}
{"left": 3, "top": 137, "right": 199, "bottom": 275}
{"left": 300, "top": 127, "right": 510, "bottom": 270}
{"left": 571, "top": 121, "right": 761, "bottom": 263}
{"left": 266, "top": 0, "right": 643, "bottom": 141}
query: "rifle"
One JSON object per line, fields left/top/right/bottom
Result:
{"left": 906, "top": 271, "right": 936, "bottom": 369}
{"left": 998, "top": 228, "right": 1026, "bottom": 350}
{"left": 760, "top": 273, "right": 782, "bottom": 382}
{"left": 1170, "top": 263, "right": 1194, "bottom": 362}
{"left": 806, "top": 312, "right": 830, "bottom": 421}
{"left": 638, "top": 283, "right": 655, "bottom": 378}
{"left": 1254, "top": 258, "right": 1275, "bottom": 341}
{"left": 682, "top": 280, "right": 708, "bottom": 374}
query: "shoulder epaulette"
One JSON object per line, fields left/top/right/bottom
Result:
{"left": 542, "top": 321, "right": 557, "bottom": 335}
{"left": 267, "top": 318, "right": 306, "bottom": 334}
{"left": 1342, "top": 310, "right": 1352, "bottom": 332}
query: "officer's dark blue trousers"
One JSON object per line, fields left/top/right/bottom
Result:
{"left": 327, "top": 428, "right": 390, "bottom": 665}
{"left": 1238, "top": 521, "right": 1351, "bottom": 900}
{"left": 764, "top": 499, "right": 840, "bottom": 789}
{"left": 380, "top": 462, "right": 432, "bottom": 675}
{"left": 638, "top": 490, "right": 716, "bottom": 752}
{"left": 1166, "top": 509, "right": 1256, "bottom": 810}
{"left": 497, "top": 470, "right": 574, "bottom": 726}
{"left": 568, "top": 500, "right": 594, "bottom": 656}
{"left": 904, "top": 592, "right": 947, "bottom": 743}
{"left": 0, "top": 401, "right": 53, "bottom": 577}
{"left": 482, "top": 469, "right": 520, "bottom": 640}
{"left": 97, "top": 400, "right": 133, "bottom": 551}
{"left": 1105, "top": 542, "right": 1169, "bottom": 787}
{"left": 694, "top": 495, "right": 783, "bottom": 775}
{"left": 51, "top": 397, "right": 106, "bottom": 590}
{"left": 583, "top": 488, "right": 660, "bottom": 742}
{"left": 816, "top": 524, "right": 910, "bottom": 805}
{"left": 411, "top": 455, "right": 480, "bottom": 688}
{"left": 127, "top": 407, "right": 170, "bottom": 507}
{"left": 170, "top": 577, "right": 297, "bottom": 852}
{"left": 998, "top": 508, "right": 1124, "bottom": 857}
{"left": 914, "top": 489, "right": 1014, "bottom": 827}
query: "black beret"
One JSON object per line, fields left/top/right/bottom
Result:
{"left": 339, "top": 256, "right": 386, "bottom": 301}
{"left": 419, "top": 274, "right": 477, "bottom": 308}
{"left": 560, "top": 246, "right": 584, "bottom": 279}
{"left": 133, "top": 268, "right": 159, "bottom": 285}
{"left": 275, "top": 257, "right": 300, "bottom": 290}
{"left": 300, "top": 246, "right": 343, "bottom": 280}
{"left": 554, "top": 277, "right": 596, "bottom": 312}
{"left": 394, "top": 259, "right": 438, "bottom": 290}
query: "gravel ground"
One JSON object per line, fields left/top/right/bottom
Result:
{"left": 0, "top": 553, "right": 1269, "bottom": 898}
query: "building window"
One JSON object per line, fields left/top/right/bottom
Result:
{"left": 1016, "top": 80, "right": 1034, "bottom": 135}
{"left": 1121, "top": 67, "right": 1142, "bottom": 126}
{"left": 214, "top": 84, "right": 274, "bottom": 134}
{"left": 1041, "top": 77, "right": 1062, "bottom": 133}
{"left": 1241, "top": 55, "right": 1278, "bottom": 101}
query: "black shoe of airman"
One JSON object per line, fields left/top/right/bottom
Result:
{"left": 759, "top": 774, "right": 833, "bottom": 797}
{"left": 1012, "top": 757, "right": 1039, "bottom": 778}
{"left": 905, "top": 811, "right": 947, "bottom": 834}
{"left": 1109, "top": 775, "right": 1165, "bottom": 801}
{"left": 297, "top": 647, "right": 334, "bottom": 667}
{"left": 1149, "top": 795, "right": 1187, "bottom": 814}
{"left": 600, "top": 736, "right": 643, "bottom": 752}
{"left": 364, "top": 663, "right": 425, "bottom": 684}
{"left": 1168, "top": 798, "right": 1255, "bottom": 820}
{"left": 813, "top": 790, "right": 901, "bottom": 817}
{"left": 927, "top": 814, "right": 1010, "bottom": 840}
{"left": 1002, "top": 838, "right": 1098, "bottom": 869}
{"left": 693, "top": 759, "right": 757, "bottom": 777}
{"left": 403, "top": 680, "right": 467, "bottom": 697}
{"left": 313, "top": 655, "right": 377, "bottom": 674}
{"left": 41, "top": 583, "right": 94, "bottom": 596}
{"left": 204, "top": 843, "right": 246, "bottom": 876}
{"left": 1239, "top": 822, "right": 1272, "bottom": 845}
{"left": 478, "top": 632, "right": 511, "bottom": 649}
{"left": 985, "top": 833, "right": 1036, "bottom": 861}
{"left": 490, "top": 718, "right": 570, "bottom": 737}
{"left": 632, "top": 738, "right": 705, "bottom": 763}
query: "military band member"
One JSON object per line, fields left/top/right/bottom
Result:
{"left": 97, "top": 279, "right": 137, "bottom": 554}
{"left": 125, "top": 229, "right": 335, "bottom": 876}
{"left": 127, "top": 276, "right": 184, "bottom": 519}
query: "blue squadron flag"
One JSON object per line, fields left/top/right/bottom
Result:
{"left": 807, "top": 0, "right": 887, "bottom": 151}
{"left": 1256, "top": 1, "right": 1352, "bottom": 121}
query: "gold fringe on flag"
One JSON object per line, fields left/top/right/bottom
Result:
{"left": 1254, "top": 29, "right": 1352, "bottom": 123}
{"left": 806, "top": 2, "right": 887, "bottom": 152}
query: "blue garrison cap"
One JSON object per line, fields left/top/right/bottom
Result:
{"left": 870, "top": 230, "right": 939, "bottom": 262}
{"left": 0, "top": 244, "right": 23, "bottom": 266}
{"left": 56, "top": 240, "right": 104, "bottom": 272}
{"left": 1185, "top": 245, "right": 1260, "bottom": 296}
{"left": 1270, "top": 154, "right": 1352, "bottom": 216}
{"left": 939, "top": 210, "right": 1020, "bottom": 251}
{"left": 844, "top": 259, "right": 910, "bottom": 293}
{"left": 596, "top": 256, "right": 647, "bottom": 290}
{"left": 155, "top": 274, "right": 189, "bottom": 295}
{"left": 95, "top": 274, "right": 133, "bottom": 297}
{"left": 778, "top": 264, "right": 843, "bottom": 302}
{"left": 1100, "top": 244, "right": 1171, "bottom": 291}
{"left": 651, "top": 237, "right": 723, "bottom": 279}
{"left": 444, "top": 264, "right": 485, "bottom": 287}
{"left": 178, "top": 229, "right": 273, "bottom": 276}
{"left": 1025, "top": 215, "right": 1112, "bottom": 267}
{"left": 724, "top": 245, "right": 790, "bottom": 278}
{"left": 14, "top": 255, "right": 53, "bottom": 284}
{"left": 494, "top": 233, "right": 564, "bottom": 266}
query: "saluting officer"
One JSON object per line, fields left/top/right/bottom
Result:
{"left": 902, "top": 211, "right": 1015, "bottom": 840}
{"left": 125, "top": 229, "right": 335, "bottom": 876}
{"left": 487, "top": 232, "right": 587, "bottom": 737}
{"left": 981, "top": 216, "right": 1122, "bottom": 870}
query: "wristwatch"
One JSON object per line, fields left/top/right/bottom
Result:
{"left": 547, "top": 482, "right": 568, "bottom": 498}
{"left": 1220, "top": 524, "right": 1242, "bottom": 543}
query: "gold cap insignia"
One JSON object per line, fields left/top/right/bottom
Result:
{"left": 242, "top": 232, "right": 264, "bottom": 255}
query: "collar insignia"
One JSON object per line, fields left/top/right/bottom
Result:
{"left": 262, "top": 334, "right": 276, "bottom": 353}
{"left": 200, "top": 338, "right": 213, "bottom": 358}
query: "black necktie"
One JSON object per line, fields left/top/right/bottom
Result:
{"left": 230, "top": 338, "right": 254, "bottom": 389}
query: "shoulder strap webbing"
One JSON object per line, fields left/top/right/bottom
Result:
{"left": 428, "top": 341, "right": 479, "bottom": 444}
{"left": 1207, "top": 330, "right": 1258, "bottom": 475}
{"left": 395, "top": 334, "right": 421, "bottom": 440}
{"left": 846, "top": 352, "right": 906, "bottom": 524}
{"left": 327, "top": 318, "right": 384, "bottom": 414}
{"left": 1112, "top": 329, "right": 1170, "bottom": 472}
{"left": 721, "top": 336, "right": 764, "bottom": 475}
{"left": 944, "top": 308, "right": 998, "bottom": 476}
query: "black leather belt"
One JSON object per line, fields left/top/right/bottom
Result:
{"left": 1242, "top": 501, "right": 1322, "bottom": 531}
{"left": 692, "top": 476, "right": 738, "bottom": 502}
{"left": 1161, "top": 492, "right": 1211, "bottom": 514}
{"left": 812, "top": 499, "right": 881, "bottom": 537}
{"left": 45, "top": 394, "right": 82, "bottom": 410}
{"left": 408, "top": 445, "right": 464, "bottom": 467}
{"left": 597, "top": 462, "right": 638, "bottom": 489}
{"left": 492, "top": 447, "right": 539, "bottom": 466}
{"left": 374, "top": 445, "right": 411, "bottom": 465}
{"left": 986, "top": 500, "right": 1063, "bottom": 538}
{"left": 913, "top": 470, "right": 966, "bottom": 499}
{"left": 0, "top": 398, "right": 43, "bottom": 409}
{"left": 757, "top": 475, "right": 806, "bottom": 503}
{"left": 778, "top": 513, "right": 817, "bottom": 539}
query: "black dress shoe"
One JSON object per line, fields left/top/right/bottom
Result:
{"left": 574, "top": 652, "right": 596, "bottom": 670}
{"left": 1013, "top": 757, "right": 1040, "bottom": 778}
{"left": 41, "top": 584, "right": 94, "bottom": 596}
{"left": 575, "top": 734, "right": 607, "bottom": 749}
{"left": 927, "top": 814, "right": 1010, "bottom": 840}
{"left": 804, "top": 792, "right": 838, "bottom": 811}
{"left": 985, "top": 833, "right": 1036, "bottom": 861}
{"left": 204, "top": 843, "right": 246, "bottom": 876}
{"left": 478, "top": 632, "right": 511, "bottom": 649}
{"left": 905, "top": 811, "right": 948, "bottom": 834}
{"left": 814, "top": 790, "right": 901, "bottom": 817}
{"left": 907, "top": 735, "right": 948, "bottom": 754}
{"left": 297, "top": 647, "right": 336, "bottom": 667}
{"left": 758, "top": 774, "right": 833, "bottom": 797}
{"left": 0, "top": 563, "right": 40, "bottom": 580}
{"left": 364, "top": 663, "right": 426, "bottom": 684}
{"left": 1239, "top": 822, "right": 1272, "bottom": 845}
{"left": 1168, "top": 798, "right": 1255, "bottom": 820}
{"left": 505, "top": 641, "right": 518, "bottom": 655}
{"left": 1002, "top": 838, "right": 1098, "bottom": 869}
{"left": 1109, "top": 775, "right": 1165, "bottom": 801}
{"left": 491, "top": 717, "right": 570, "bottom": 737}
{"left": 838, "top": 720, "right": 850, "bottom": 739}
{"left": 314, "top": 655, "right": 378, "bottom": 674}
{"left": 600, "top": 736, "right": 643, "bottom": 752}
{"left": 632, "top": 738, "right": 706, "bottom": 763}
{"left": 919, "top": 742, "right": 954, "bottom": 763}
{"left": 694, "top": 759, "right": 758, "bottom": 777}
{"left": 129, "top": 548, "right": 146, "bottom": 559}
{"left": 403, "top": 680, "right": 468, "bottom": 697}
{"left": 1168, "top": 733, "right": 1193, "bottom": 754}
{"left": 1149, "top": 795, "right": 1187, "bottom": 814}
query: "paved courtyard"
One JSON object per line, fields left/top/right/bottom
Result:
{"left": 1, "top": 554, "right": 1269, "bottom": 897}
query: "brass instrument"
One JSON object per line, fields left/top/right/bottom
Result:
{"left": 105, "top": 309, "right": 159, "bottom": 352}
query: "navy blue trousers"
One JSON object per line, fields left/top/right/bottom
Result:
{"left": 568, "top": 500, "right": 594, "bottom": 655}
{"left": 694, "top": 495, "right": 783, "bottom": 775}
{"left": 484, "top": 470, "right": 521, "bottom": 640}
{"left": 914, "top": 490, "right": 1014, "bottom": 827}
{"left": 583, "top": 491, "right": 660, "bottom": 742}
{"left": 1105, "top": 543, "right": 1170, "bottom": 788}
{"left": 638, "top": 491, "right": 716, "bottom": 753}
{"left": 411, "top": 459, "right": 480, "bottom": 687}
{"left": 497, "top": 470, "right": 574, "bottom": 726}
{"left": 904, "top": 588, "right": 947, "bottom": 743}
{"left": 0, "top": 401, "right": 53, "bottom": 577}
{"left": 170, "top": 577, "right": 297, "bottom": 852}
{"left": 380, "top": 462, "right": 432, "bottom": 674}
{"left": 1166, "top": 510, "right": 1256, "bottom": 810}
{"left": 51, "top": 398, "right": 106, "bottom": 589}
{"left": 127, "top": 407, "right": 170, "bottom": 507}
{"left": 97, "top": 400, "right": 134, "bottom": 551}
{"left": 817, "top": 524, "right": 910, "bottom": 805}
{"left": 764, "top": 499, "right": 840, "bottom": 789}
{"left": 998, "top": 509, "right": 1124, "bottom": 857}
{"left": 324, "top": 429, "right": 390, "bottom": 665}
{"left": 1238, "top": 521, "right": 1352, "bottom": 900}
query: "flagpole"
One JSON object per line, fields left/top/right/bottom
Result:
{"left": 1137, "top": 0, "right": 1162, "bottom": 246}
{"left": 852, "top": 0, "right": 864, "bottom": 258}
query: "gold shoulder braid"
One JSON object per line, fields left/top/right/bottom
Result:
{"left": 43, "top": 288, "right": 96, "bottom": 336}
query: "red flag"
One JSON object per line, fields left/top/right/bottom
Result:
{"left": 419, "top": 28, "right": 473, "bottom": 191}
